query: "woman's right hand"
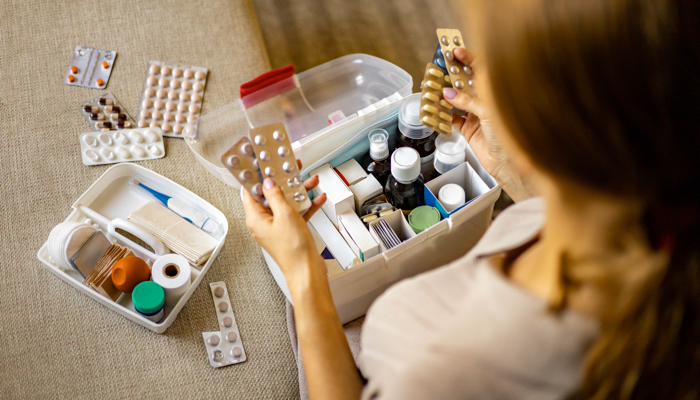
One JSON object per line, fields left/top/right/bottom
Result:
{"left": 442, "top": 47, "right": 534, "bottom": 202}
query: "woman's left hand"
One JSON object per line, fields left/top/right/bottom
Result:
{"left": 241, "top": 160, "right": 328, "bottom": 287}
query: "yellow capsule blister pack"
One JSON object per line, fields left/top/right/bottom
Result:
{"left": 436, "top": 28, "right": 475, "bottom": 95}
{"left": 419, "top": 63, "right": 454, "bottom": 135}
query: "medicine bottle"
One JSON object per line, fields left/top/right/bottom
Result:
{"left": 397, "top": 93, "right": 439, "bottom": 181}
{"left": 384, "top": 147, "right": 425, "bottom": 212}
{"left": 361, "top": 128, "right": 392, "bottom": 186}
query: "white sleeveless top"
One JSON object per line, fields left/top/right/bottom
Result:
{"left": 358, "top": 198, "right": 599, "bottom": 400}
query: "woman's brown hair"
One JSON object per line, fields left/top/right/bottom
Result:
{"left": 470, "top": 0, "right": 700, "bottom": 398}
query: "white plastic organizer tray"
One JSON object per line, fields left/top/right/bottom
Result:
{"left": 37, "top": 163, "right": 228, "bottom": 333}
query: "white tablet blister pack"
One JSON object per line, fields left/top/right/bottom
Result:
{"left": 65, "top": 46, "right": 117, "bottom": 89}
{"left": 80, "top": 92, "right": 136, "bottom": 131}
{"left": 80, "top": 127, "right": 166, "bottom": 166}
{"left": 202, "top": 282, "right": 247, "bottom": 368}
{"left": 136, "top": 61, "right": 208, "bottom": 138}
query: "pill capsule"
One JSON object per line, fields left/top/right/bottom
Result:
{"left": 168, "top": 90, "right": 178, "bottom": 100}
{"left": 254, "top": 135, "right": 266, "bottom": 146}
{"left": 438, "top": 112, "right": 452, "bottom": 122}
{"left": 444, "top": 75, "right": 451, "bottom": 84}
{"left": 173, "top": 67, "right": 182, "bottom": 77}
{"left": 208, "top": 335, "right": 220, "bottom": 346}
{"left": 426, "top": 80, "right": 441, "bottom": 91}
{"left": 83, "top": 135, "right": 98, "bottom": 147}
{"left": 428, "top": 68, "right": 444, "bottom": 78}
{"left": 454, "top": 79, "right": 465, "bottom": 90}
{"left": 468, "top": 79, "right": 475, "bottom": 88}
{"left": 138, "top": 120, "right": 148, "bottom": 128}
{"left": 179, "top": 91, "right": 189, "bottom": 102}
{"left": 191, "top": 92, "right": 201, "bottom": 102}
{"left": 158, "top": 77, "right": 168, "bottom": 87}
{"left": 150, "top": 64, "right": 160, "bottom": 75}
{"left": 181, "top": 80, "right": 191, "bottom": 90}
{"left": 163, "top": 111, "right": 173, "bottom": 121}
{"left": 152, "top": 110, "right": 161, "bottom": 120}
{"left": 422, "top": 116, "right": 437, "bottom": 126}
{"left": 226, "top": 155, "right": 240, "bottom": 169}
{"left": 101, "top": 128, "right": 114, "bottom": 131}
{"left": 189, "top": 103, "right": 198, "bottom": 113}
{"left": 161, "top": 122, "right": 171, "bottom": 132}
{"left": 144, "top": 87, "right": 155, "bottom": 97}
{"left": 441, "top": 36, "right": 449, "bottom": 46}
{"left": 193, "top": 82, "right": 203, "bottom": 92}
{"left": 67, "top": 75, "right": 76, "bottom": 83}
{"left": 226, "top": 332, "right": 237, "bottom": 343}
{"left": 272, "top": 130, "right": 285, "bottom": 141}
{"left": 177, "top": 103, "right": 187, "bottom": 113}
{"left": 239, "top": 169, "right": 253, "bottom": 182}
{"left": 147, "top": 76, "right": 157, "bottom": 86}
{"left": 231, "top": 347, "right": 242, "bottom": 357}
{"left": 185, "top": 125, "right": 196, "bottom": 137}
{"left": 282, "top": 161, "right": 294, "bottom": 173}
{"left": 156, "top": 88, "right": 166, "bottom": 99}
{"left": 170, "top": 79, "right": 180, "bottom": 89}
{"left": 277, "top": 146, "right": 290, "bottom": 157}
{"left": 131, "top": 145, "right": 146, "bottom": 158}
{"left": 264, "top": 166, "right": 276, "bottom": 177}
{"left": 142, "top": 98, "right": 152, "bottom": 109}
{"left": 222, "top": 316, "right": 233, "bottom": 328}
{"left": 149, "top": 120, "right": 159, "bottom": 128}
{"left": 423, "top": 92, "right": 439, "bottom": 102}
{"left": 96, "top": 121, "right": 112, "bottom": 128}
{"left": 253, "top": 159, "right": 259, "bottom": 170}
{"left": 111, "top": 113, "right": 127, "bottom": 121}
{"left": 90, "top": 113, "right": 105, "bottom": 120}
{"left": 175, "top": 113, "right": 185, "bottom": 123}
{"left": 422, "top": 104, "right": 438, "bottom": 114}
{"left": 114, "top": 132, "right": 128, "bottom": 144}
{"left": 449, "top": 65, "right": 460, "bottom": 75}
{"left": 172, "top": 123, "right": 182, "bottom": 134}
{"left": 165, "top": 101, "right": 175, "bottom": 111}
{"left": 195, "top": 70, "right": 205, "bottom": 80}
{"left": 161, "top": 65, "right": 171, "bottom": 75}
{"left": 149, "top": 144, "right": 161, "bottom": 155}
{"left": 99, "top": 98, "right": 113, "bottom": 105}
{"left": 70, "top": 66, "right": 79, "bottom": 74}
{"left": 184, "top": 69, "right": 193, "bottom": 79}
{"left": 129, "top": 131, "right": 144, "bottom": 143}
{"left": 187, "top": 114, "right": 197, "bottom": 124}
{"left": 259, "top": 151, "right": 271, "bottom": 161}
{"left": 439, "top": 99, "right": 453, "bottom": 110}
{"left": 144, "top": 130, "right": 159, "bottom": 142}
{"left": 140, "top": 109, "right": 150, "bottom": 119}
{"left": 101, "top": 61, "right": 109, "bottom": 69}
{"left": 438, "top": 123, "right": 452, "bottom": 133}
{"left": 252, "top": 183, "right": 263, "bottom": 196}
{"left": 96, "top": 79, "right": 104, "bottom": 86}
{"left": 294, "top": 192, "right": 306, "bottom": 202}
{"left": 117, "top": 121, "right": 132, "bottom": 128}
{"left": 105, "top": 105, "right": 120, "bottom": 113}
{"left": 154, "top": 100, "right": 164, "bottom": 110}
{"left": 464, "top": 65, "right": 473, "bottom": 75}
{"left": 214, "top": 286, "right": 225, "bottom": 298}
{"left": 101, "top": 148, "right": 115, "bottom": 160}
{"left": 84, "top": 150, "right": 99, "bottom": 162}
{"left": 445, "top": 50, "right": 454, "bottom": 61}
{"left": 453, "top": 36, "right": 462, "bottom": 46}
{"left": 240, "top": 142, "right": 254, "bottom": 155}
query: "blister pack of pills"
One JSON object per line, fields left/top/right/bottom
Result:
{"left": 221, "top": 137, "right": 265, "bottom": 203}
{"left": 80, "top": 92, "right": 135, "bottom": 131}
{"left": 136, "top": 61, "right": 208, "bottom": 138}
{"left": 80, "top": 127, "right": 165, "bottom": 166}
{"left": 420, "top": 63, "right": 454, "bottom": 135}
{"left": 436, "top": 29, "right": 475, "bottom": 95}
{"left": 65, "top": 46, "right": 117, "bottom": 89}
{"left": 202, "top": 282, "right": 247, "bottom": 368}
{"left": 222, "top": 123, "right": 311, "bottom": 214}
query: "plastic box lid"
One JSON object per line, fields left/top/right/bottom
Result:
{"left": 186, "top": 54, "right": 412, "bottom": 187}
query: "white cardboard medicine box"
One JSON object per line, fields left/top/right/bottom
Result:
{"left": 187, "top": 55, "right": 501, "bottom": 324}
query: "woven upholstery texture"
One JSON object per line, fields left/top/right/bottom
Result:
{"left": 0, "top": 0, "right": 302, "bottom": 398}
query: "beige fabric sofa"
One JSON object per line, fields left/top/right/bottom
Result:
{"left": 1, "top": 0, "right": 301, "bottom": 397}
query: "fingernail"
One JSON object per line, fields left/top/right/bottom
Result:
{"left": 443, "top": 87, "right": 457, "bottom": 99}
{"left": 263, "top": 178, "right": 275, "bottom": 189}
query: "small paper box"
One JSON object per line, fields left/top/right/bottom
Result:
{"left": 424, "top": 162, "right": 491, "bottom": 219}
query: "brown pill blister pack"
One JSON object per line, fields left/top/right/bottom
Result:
{"left": 436, "top": 28, "right": 475, "bottom": 95}
{"left": 420, "top": 63, "right": 454, "bottom": 135}
{"left": 249, "top": 123, "right": 311, "bottom": 214}
{"left": 221, "top": 137, "right": 265, "bottom": 204}
{"left": 80, "top": 92, "right": 135, "bottom": 131}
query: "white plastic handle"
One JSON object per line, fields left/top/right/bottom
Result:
{"left": 108, "top": 218, "right": 168, "bottom": 259}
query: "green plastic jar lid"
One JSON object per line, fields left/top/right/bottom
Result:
{"left": 132, "top": 281, "right": 165, "bottom": 315}
{"left": 408, "top": 206, "right": 442, "bottom": 234}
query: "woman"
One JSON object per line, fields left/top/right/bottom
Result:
{"left": 242, "top": 0, "right": 700, "bottom": 398}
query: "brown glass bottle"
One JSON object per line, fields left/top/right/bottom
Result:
{"left": 397, "top": 94, "right": 440, "bottom": 181}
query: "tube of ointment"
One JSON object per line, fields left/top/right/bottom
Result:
{"left": 128, "top": 174, "right": 223, "bottom": 237}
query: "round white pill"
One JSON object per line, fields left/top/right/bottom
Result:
{"left": 158, "top": 77, "right": 168, "bottom": 87}
{"left": 163, "top": 111, "right": 173, "bottom": 121}
{"left": 170, "top": 79, "right": 180, "bottom": 89}
{"left": 138, "top": 119, "right": 148, "bottom": 128}
{"left": 142, "top": 98, "right": 152, "bottom": 109}
{"left": 184, "top": 69, "right": 193, "bottom": 78}
{"left": 152, "top": 110, "right": 162, "bottom": 120}
{"left": 98, "top": 133, "right": 112, "bottom": 146}
{"left": 144, "top": 87, "right": 155, "bottom": 97}
{"left": 189, "top": 103, "right": 198, "bottom": 113}
{"left": 195, "top": 70, "right": 205, "bottom": 80}
{"left": 83, "top": 135, "right": 97, "bottom": 147}
{"left": 165, "top": 101, "right": 175, "bottom": 111}
{"left": 175, "top": 113, "right": 185, "bottom": 123}
{"left": 161, "top": 65, "right": 171, "bottom": 75}
{"left": 131, "top": 145, "right": 146, "bottom": 158}
{"left": 187, "top": 114, "right": 197, "bottom": 123}
{"left": 241, "top": 143, "right": 254, "bottom": 155}
{"left": 178, "top": 103, "right": 187, "bottom": 113}
{"left": 173, "top": 123, "right": 182, "bottom": 134}
{"left": 149, "top": 144, "right": 161, "bottom": 155}
{"left": 226, "top": 332, "right": 237, "bottom": 342}
{"left": 208, "top": 335, "right": 220, "bottom": 346}
{"left": 84, "top": 149, "right": 99, "bottom": 162}
{"left": 231, "top": 347, "right": 242, "bottom": 357}
{"left": 218, "top": 301, "right": 228, "bottom": 312}
{"left": 168, "top": 90, "right": 178, "bottom": 100}
{"left": 191, "top": 92, "right": 201, "bottom": 102}
{"left": 259, "top": 150, "right": 271, "bottom": 161}
{"left": 161, "top": 122, "right": 171, "bottom": 132}
{"left": 254, "top": 135, "right": 266, "bottom": 146}
{"left": 277, "top": 146, "right": 290, "bottom": 157}
{"left": 140, "top": 109, "right": 150, "bottom": 118}
{"left": 154, "top": 100, "right": 164, "bottom": 110}
{"left": 265, "top": 166, "right": 277, "bottom": 177}
{"left": 101, "top": 148, "right": 115, "bottom": 160}
{"left": 181, "top": 80, "right": 191, "bottom": 90}
{"left": 147, "top": 76, "right": 157, "bottom": 86}
{"left": 156, "top": 88, "right": 166, "bottom": 99}
{"left": 283, "top": 161, "right": 294, "bottom": 173}
{"left": 115, "top": 146, "right": 130, "bottom": 158}
{"left": 179, "top": 91, "right": 189, "bottom": 101}
{"left": 129, "top": 131, "right": 144, "bottom": 143}
{"left": 272, "top": 130, "right": 285, "bottom": 141}
{"left": 193, "top": 82, "right": 203, "bottom": 92}
{"left": 222, "top": 316, "right": 233, "bottom": 328}
{"left": 149, "top": 64, "right": 160, "bottom": 75}
{"left": 173, "top": 67, "right": 182, "bottom": 77}
{"left": 144, "top": 130, "right": 159, "bottom": 142}
{"left": 150, "top": 120, "right": 159, "bottom": 128}
{"left": 225, "top": 156, "right": 240, "bottom": 169}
